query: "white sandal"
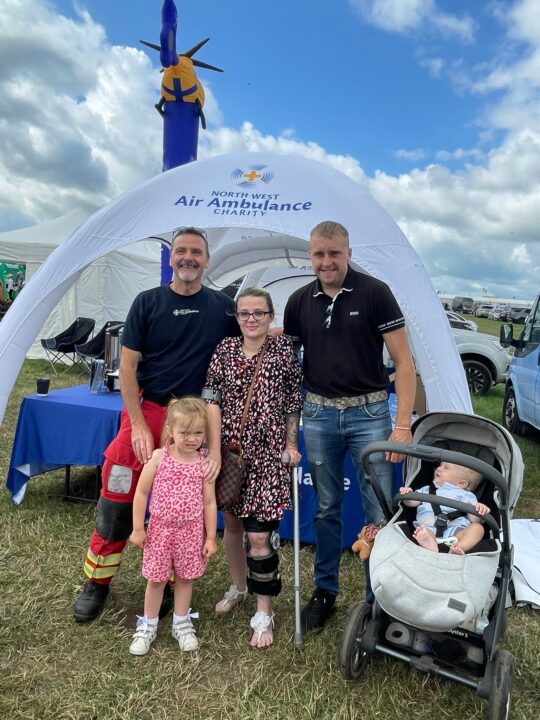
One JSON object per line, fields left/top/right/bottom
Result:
{"left": 250, "top": 610, "right": 275, "bottom": 646}
{"left": 215, "top": 585, "right": 248, "bottom": 614}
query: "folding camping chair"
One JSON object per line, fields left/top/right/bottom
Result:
{"left": 75, "top": 320, "right": 124, "bottom": 374}
{"left": 40, "top": 317, "right": 95, "bottom": 375}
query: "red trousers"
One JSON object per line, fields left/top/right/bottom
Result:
{"left": 83, "top": 400, "right": 167, "bottom": 584}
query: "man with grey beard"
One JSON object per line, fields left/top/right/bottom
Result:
{"left": 74, "top": 228, "right": 238, "bottom": 623}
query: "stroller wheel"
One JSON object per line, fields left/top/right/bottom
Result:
{"left": 487, "top": 649, "right": 513, "bottom": 720}
{"left": 338, "top": 601, "right": 372, "bottom": 681}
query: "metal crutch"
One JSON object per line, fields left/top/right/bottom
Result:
{"left": 282, "top": 452, "right": 302, "bottom": 647}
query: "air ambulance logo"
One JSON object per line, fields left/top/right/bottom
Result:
{"left": 231, "top": 165, "right": 274, "bottom": 189}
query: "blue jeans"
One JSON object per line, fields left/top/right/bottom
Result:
{"left": 302, "top": 399, "right": 393, "bottom": 595}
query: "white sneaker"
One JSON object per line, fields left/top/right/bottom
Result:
{"left": 214, "top": 585, "right": 248, "bottom": 614}
{"left": 172, "top": 619, "right": 199, "bottom": 652}
{"left": 129, "top": 619, "right": 158, "bottom": 656}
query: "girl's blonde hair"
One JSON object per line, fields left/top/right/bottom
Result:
{"left": 161, "top": 396, "right": 207, "bottom": 446}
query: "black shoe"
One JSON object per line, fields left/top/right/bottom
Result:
{"left": 73, "top": 580, "right": 110, "bottom": 623}
{"left": 301, "top": 588, "right": 336, "bottom": 633}
{"left": 159, "top": 582, "right": 173, "bottom": 619}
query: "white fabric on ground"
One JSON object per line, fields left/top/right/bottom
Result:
{"left": 509, "top": 519, "right": 540, "bottom": 609}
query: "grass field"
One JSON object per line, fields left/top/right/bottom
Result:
{"left": 1, "top": 358, "right": 539, "bottom": 720}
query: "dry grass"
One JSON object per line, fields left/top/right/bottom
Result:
{"left": 1, "top": 362, "right": 539, "bottom": 719}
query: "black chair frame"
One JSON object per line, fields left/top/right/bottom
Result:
{"left": 41, "top": 317, "right": 95, "bottom": 375}
{"left": 75, "top": 321, "right": 124, "bottom": 374}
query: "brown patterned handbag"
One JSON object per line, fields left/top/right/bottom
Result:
{"left": 216, "top": 444, "right": 246, "bottom": 506}
{"left": 215, "top": 345, "right": 266, "bottom": 507}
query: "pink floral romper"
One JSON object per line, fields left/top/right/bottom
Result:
{"left": 142, "top": 446, "right": 207, "bottom": 583}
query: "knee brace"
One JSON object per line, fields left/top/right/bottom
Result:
{"left": 95, "top": 496, "right": 133, "bottom": 542}
{"left": 246, "top": 531, "right": 282, "bottom": 597}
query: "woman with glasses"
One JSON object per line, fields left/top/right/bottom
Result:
{"left": 203, "top": 287, "right": 302, "bottom": 648}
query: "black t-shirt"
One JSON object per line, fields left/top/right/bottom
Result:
{"left": 283, "top": 267, "right": 405, "bottom": 397}
{"left": 122, "top": 284, "right": 239, "bottom": 404}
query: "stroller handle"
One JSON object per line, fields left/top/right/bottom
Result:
{"left": 394, "top": 491, "right": 500, "bottom": 535}
{"left": 362, "top": 441, "right": 508, "bottom": 497}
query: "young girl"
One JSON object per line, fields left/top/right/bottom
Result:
{"left": 128, "top": 397, "right": 217, "bottom": 656}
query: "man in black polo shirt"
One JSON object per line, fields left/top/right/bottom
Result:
{"left": 74, "top": 227, "right": 238, "bottom": 623}
{"left": 284, "top": 220, "right": 416, "bottom": 632}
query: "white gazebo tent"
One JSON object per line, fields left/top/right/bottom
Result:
{"left": 0, "top": 208, "right": 161, "bottom": 358}
{"left": 0, "top": 151, "right": 471, "bottom": 425}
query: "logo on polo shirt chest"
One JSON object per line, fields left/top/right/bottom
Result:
{"left": 173, "top": 309, "right": 200, "bottom": 316}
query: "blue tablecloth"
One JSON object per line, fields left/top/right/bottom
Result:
{"left": 6, "top": 385, "right": 401, "bottom": 547}
{"left": 7, "top": 385, "right": 123, "bottom": 505}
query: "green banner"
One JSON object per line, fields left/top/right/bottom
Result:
{"left": 0, "top": 260, "right": 26, "bottom": 302}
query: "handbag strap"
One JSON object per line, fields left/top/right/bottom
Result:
{"left": 237, "top": 342, "right": 267, "bottom": 452}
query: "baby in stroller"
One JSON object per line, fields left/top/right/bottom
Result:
{"left": 339, "top": 413, "right": 524, "bottom": 718}
{"left": 399, "top": 461, "right": 490, "bottom": 555}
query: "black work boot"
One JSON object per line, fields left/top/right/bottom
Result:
{"left": 158, "top": 582, "right": 174, "bottom": 619}
{"left": 73, "top": 580, "right": 110, "bottom": 623}
{"left": 301, "top": 588, "right": 336, "bottom": 633}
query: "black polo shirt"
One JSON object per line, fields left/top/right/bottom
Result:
{"left": 283, "top": 267, "right": 404, "bottom": 397}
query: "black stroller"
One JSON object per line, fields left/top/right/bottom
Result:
{"left": 338, "top": 412, "right": 523, "bottom": 720}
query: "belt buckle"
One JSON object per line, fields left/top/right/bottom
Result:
{"left": 335, "top": 397, "right": 348, "bottom": 410}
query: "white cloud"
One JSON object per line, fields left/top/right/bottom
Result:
{"left": 470, "top": 0, "right": 540, "bottom": 136}
{"left": 1, "top": 1, "right": 539, "bottom": 300}
{"left": 0, "top": 1, "right": 225, "bottom": 225}
{"left": 368, "top": 128, "right": 540, "bottom": 298}
{"left": 349, "top": 0, "right": 475, "bottom": 42}
{"left": 395, "top": 148, "right": 426, "bottom": 162}
{"left": 419, "top": 57, "right": 444, "bottom": 78}
{"left": 510, "top": 243, "right": 531, "bottom": 264}
{"left": 0, "top": 0, "right": 166, "bottom": 222}
{"left": 200, "top": 122, "right": 367, "bottom": 184}
{"left": 434, "top": 147, "right": 484, "bottom": 162}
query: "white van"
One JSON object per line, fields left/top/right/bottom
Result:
{"left": 500, "top": 291, "right": 540, "bottom": 433}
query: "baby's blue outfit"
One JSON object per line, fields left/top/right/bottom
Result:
{"left": 415, "top": 481, "right": 478, "bottom": 538}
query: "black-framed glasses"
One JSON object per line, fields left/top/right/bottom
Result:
{"left": 236, "top": 310, "right": 271, "bottom": 322}
{"left": 323, "top": 299, "right": 336, "bottom": 329}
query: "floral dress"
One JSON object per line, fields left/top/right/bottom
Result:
{"left": 204, "top": 335, "right": 302, "bottom": 521}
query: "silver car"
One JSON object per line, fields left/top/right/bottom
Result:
{"left": 452, "top": 328, "right": 511, "bottom": 395}
{"left": 445, "top": 311, "right": 478, "bottom": 332}
{"left": 475, "top": 304, "right": 495, "bottom": 318}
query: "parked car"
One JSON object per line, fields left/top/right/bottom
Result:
{"left": 500, "top": 292, "right": 540, "bottom": 434}
{"left": 445, "top": 311, "right": 478, "bottom": 332}
{"left": 385, "top": 324, "right": 509, "bottom": 396}
{"left": 488, "top": 305, "right": 511, "bottom": 321}
{"left": 507, "top": 307, "right": 530, "bottom": 324}
{"left": 475, "top": 304, "right": 495, "bottom": 318}
{"left": 452, "top": 327, "right": 511, "bottom": 395}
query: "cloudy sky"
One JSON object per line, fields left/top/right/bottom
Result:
{"left": 1, "top": 0, "right": 539, "bottom": 300}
